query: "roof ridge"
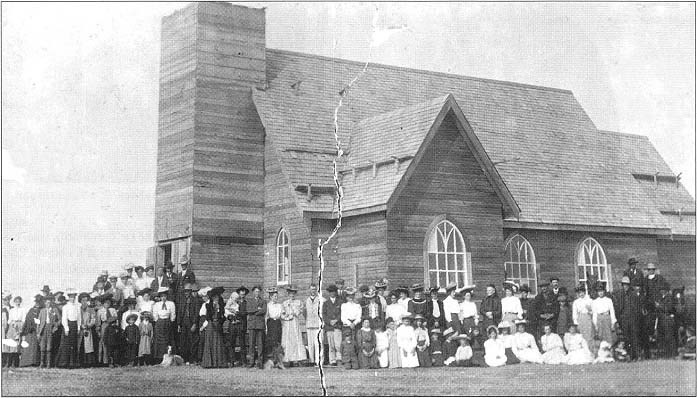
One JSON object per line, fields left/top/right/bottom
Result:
{"left": 598, "top": 129, "right": 648, "bottom": 139}
{"left": 266, "top": 48, "right": 574, "bottom": 95}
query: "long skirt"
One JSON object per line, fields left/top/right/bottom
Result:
{"left": 504, "top": 348, "right": 520, "bottom": 364}
{"left": 56, "top": 321, "right": 79, "bottom": 368}
{"left": 80, "top": 329, "right": 98, "bottom": 366}
{"left": 577, "top": 313, "right": 595, "bottom": 346}
{"left": 2, "top": 322, "right": 21, "bottom": 354}
{"left": 153, "top": 319, "right": 171, "bottom": 360}
{"left": 470, "top": 350, "right": 487, "bottom": 367}
{"left": 281, "top": 318, "right": 306, "bottom": 362}
{"left": 387, "top": 333, "right": 401, "bottom": 368}
{"left": 266, "top": 319, "right": 282, "bottom": 357}
{"left": 596, "top": 313, "right": 614, "bottom": 344}
{"left": 416, "top": 348, "right": 431, "bottom": 367}
{"left": 541, "top": 347, "right": 566, "bottom": 365}
{"left": 201, "top": 321, "right": 227, "bottom": 368}
{"left": 19, "top": 332, "right": 40, "bottom": 367}
{"left": 562, "top": 348, "right": 593, "bottom": 365}
{"left": 502, "top": 313, "right": 518, "bottom": 325}
{"left": 461, "top": 317, "right": 477, "bottom": 335}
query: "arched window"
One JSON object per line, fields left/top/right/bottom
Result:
{"left": 276, "top": 228, "right": 291, "bottom": 285}
{"left": 504, "top": 234, "right": 538, "bottom": 295}
{"left": 576, "top": 237, "right": 611, "bottom": 291}
{"left": 425, "top": 220, "right": 471, "bottom": 289}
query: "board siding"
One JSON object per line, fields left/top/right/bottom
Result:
{"left": 386, "top": 113, "right": 505, "bottom": 294}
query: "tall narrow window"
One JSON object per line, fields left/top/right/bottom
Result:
{"left": 426, "top": 220, "right": 471, "bottom": 289}
{"left": 276, "top": 228, "right": 291, "bottom": 285}
{"left": 504, "top": 234, "right": 538, "bottom": 295}
{"left": 576, "top": 237, "right": 611, "bottom": 291}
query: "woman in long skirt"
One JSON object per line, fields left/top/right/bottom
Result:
{"left": 572, "top": 286, "right": 595, "bottom": 348}
{"left": 151, "top": 290, "right": 175, "bottom": 363}
{"left": 386, "top": 318, "right": 401, "bottom": 368}
{"left": 281, "top": 286, "right": 307, "bottom": 365}
{"left": 78, "top": 293, "right": 97, "bottom": 367}
{"left": 19, "top": 296, "right": 42, "bottom": 367}
{"left": 396, "top": 314, "right": 419, "bottom": 368}
{"left": 97, "top": 296, "right": 118, "bottom": 365}
{"left": 56, "top": 291, "right": 81, "bottom": 368}
{"left": 266, "top": 288, "right": 284, "bottom": 367}
{"left": 201, "top": 287, "right": 227, "bottom": 368}
{"left": 591, "top": 286, "right": 616, "bottom": 347}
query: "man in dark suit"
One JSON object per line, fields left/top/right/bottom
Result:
{"left": 176, "top": 282, "right": 200, "bottom": 364}
{"left": 150, "top": 267, "right": 170, "bottom": 291}
{"left": 235, "top": 286, "right": 249, "bottom": 365}
{"left": 614, "top": 276, "right": 643, "bottom": 361}
{"left": 532, "top": 282, "right": 559, "bottom": 339}
{"left": 425, "top": 287, "right": 445, "bottom": 330}
{"left": 246, "top": 286, "right": 266, "bottom": 369}
{"left": 322, "top": 284, "right": 342, "bottom": 366}
{"left": 623, "top": 257, "right": 643, "bottom": 288}
{"left": 177, "top": 256, "right": 196, "bottom": 292}
{"left": 164, "top": 260, "right": 179, "bottom": 293}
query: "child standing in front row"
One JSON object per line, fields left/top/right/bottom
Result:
{"left": 356, "top": 319, "right": 378, "bottom": 369}
{"left": 124, "top": 314, "right": 140, "bottom": 366}
{"left": 386, "top": 318, "right": 401, "bottom": 368}
{"left": 374, "top": 321, "right": 389, "bottom": 368}
{"left": 341, "top": 331, "right": 359, "bottom": 370}
{"left": 430, "top": 330, "right": 444, "bottom": 367}
{"left": 138, "top": 312, "right": 153, "bottom": 366}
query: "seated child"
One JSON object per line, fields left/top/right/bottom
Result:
{"left": 442, "top": 327, "right": 459, "bottom": 361}
{"left": 680, "top": 327, "right": 695, "bottom": 360}
{"left": 374, "top": 321, "right": 390, "bottom": 368}
{"left": 540, "top": 324, "right": 566, "bottom": 365}
{"left": 430, "top": 330, "right": 444, "bottom": 367}
{"left": 612, "top": 340, "right": 629, "bottom": 362}
{"left": 341, "top": 331, "right": 359, "bottom": 370}
{"left": 447, "top": 335, "right": 473, "bottom": 367}
{"left": 498, "top": 322, "right": 520, "bottom": 365}
{"left": 469, "top": 327, "right": 487, "bottom": 367}
{"left": 562, "top": 324, "right": 593, "bottom": 365}
{"left": 356, "top": 319, "right": 378, "bottom": 369}
{"left": 484, "top": 326, "right": 506, "bottom": 367}
{"left": 414, "top": 316, "right": 431, "bottom": 368}
{"left": 593, "top": 340, "right": 614, "bottom": 364}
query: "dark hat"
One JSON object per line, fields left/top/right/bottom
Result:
{"left": 140, "top": 311, "right": 153, "bottom": 321}
{"left": 41, "top": 285, "right": 51, "bottom": 293}
{"left": 594, "top": 282, "right": 606, "bottom": 291}
{"left": 77, "top": 292, "right": 91, "bottom": 302}
{"left": 627, "top": 257, "right": 638, "bottom": 265}
{"left": 137, "top": 288, "right": 152, "bottom": 297}
{"left": 144, "top": 264, "right": 154, "bottom": 272}
{"left": 344, "top": 287, "right": 357, "bottom": 296}
{"left": 326, "top": 284, "right": 338, "bottom": 293}
{"left": 396, "top": 285, "right": 410, "bottom": 296}
{"left": 363, "top": 290, "right": 376, "bottom": 299}
{"left": 410, "top": 283, "right": 424, "bottom": 292}
{"left": 266, "top": 287, "right": 278, "bottom": 295}
{"left": 284, "top": 285, "right": 298, "bottom": 293}
{"left": 236, "top": 286, "right": 249, "bottom": 295}
{"left": 164, "top": 260, "right": 174, "bottom": 269}
{"left": 55, "top": 296, "right": 67, "bottom": 305}
{"left": 358, "top": 284, "right": 370, "bottom": 293}
{"left": 134, "top": 265, "right": 144, "bottom": 271}
{"left": 123, "top": 297, "right": 137, "bottom": 306}
{"left": 125, "top": 313, "right": 139, "bottom": 323}
{"left": 549, "top": 277, "right": 559, "bottom": 282}
{"left": 251, "top": 285, "right": 263, "bottom": 292}
{"left": 34, "top": 294, "right": 45, "bottom": 303}
{"left": 429, "top": 287, "right": 439, "bottom": 294}
{"left": 519, "top": 284, "right": 530, "bottom": 293}
{"left": 100, "top": 293, "right": 114, "bottom": 303}
{"left": 445, "top": 282, "right": 458, "bottom": 292}
{"left": 156, "top": 287, "right": 170, "bottom": 297}
{"left": 208, "top": 286, "right": 225, "bottom": 297}
{"left": 54, "top": 291, "right": 64, "bottom": 296}
{"left": 374, "top": 278, "right": 388, "bottom": 289}
{"left": 558, "top": 287, "right": 568, "bottom": 296}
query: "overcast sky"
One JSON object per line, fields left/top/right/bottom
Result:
{"left": 2, "top": 2, "right": 694, "bottom": 299}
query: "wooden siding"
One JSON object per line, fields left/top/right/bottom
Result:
{"left": 657, "top": 239, "right": 696, "bottom": 295}
{"left": 154, "top": 5, "right": 197, "bottom": 241}
{"left": 386, "top": 113, "right": 505, "bottom": 292}
{"left": 263, "top": 139, "right": 315, "bottom": 290}
{"left": 155, "top": 3, "right": 267, "bottom": 289}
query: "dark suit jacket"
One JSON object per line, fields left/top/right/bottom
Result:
{"left": 177, "top": 270, "right": 196, "bottom": 290}
{"left": 38, "top": 307, "right": 60, "bottom": 336}
{"left": 246, "top": 296, "right": 267, "bottom": 330}
{"left": 424, "top": 299, "right": 445, "bottom": 327}
{"left": 164, "top": 272, "right": 179, "bottom": 292}
{"left": 177, "top": 293, "right": 201, "bottom": 327}
{"left": 322, "top": 297, "right": 342, "bottom": 331}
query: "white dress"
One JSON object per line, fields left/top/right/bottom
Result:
{"left": 540, "top": 333, "right": 566, "bottom": 365}
{"left": 562, "top": 333, "right": 593, "bottom": 365}
{"left": 385, "top": 303, "right": 406, "bottom": 324}
{"left": 484, "top": 338, "right": 507, "bottom": 367}
{"left": 396, "top": 325, "right": 419, "bottom": 368}
{"left": 375, "top": 330, "right": 390, "bottom": 368}
{"left": 512, "top": 332, "right": 543, "bottom": 363}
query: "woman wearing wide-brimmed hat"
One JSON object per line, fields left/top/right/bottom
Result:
{"left": 151, "top": 287, "right": 175, "bottom": 363}
{"left": 281, "top": 285, "right": 307, "bottom": 366}
{"left": 201, "top": 286, "right": 227, "bottom": 368}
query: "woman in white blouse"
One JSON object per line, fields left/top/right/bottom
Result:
{"left": 458, "top": 287, "right": 478, "bottom": 335}
{"left": 484, "top": 326, "right": 506, "bottom": 367}
{"left": 500, "top": 282, "right": 523, "bottom": 324}
{"left": 385, "top": 293, "right": 405, "bottom": 324}
{"left": 572, "top": 286, "right": 595, "bottom": 348}
{"left": 591, "top": 284, "right": 616, "bottom": 345}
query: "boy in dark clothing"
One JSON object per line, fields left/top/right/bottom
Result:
{"left": 124, "top": 314, "right": 139, "bottom": 366}
{"left": 341, "top": 332, "right": 359, "bottom": 370}
{"left": 430, "top": 330, "right": 444, "bottom": 367}
{"left": 103, "top": 317, "right": 121, "bottom": 367}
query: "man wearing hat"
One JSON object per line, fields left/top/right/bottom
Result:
{"left": 246, "top": 286, "right": 266, "bottom": 369}
{"left": 322, "top": 284, "right": 343, "bottom": 366}
{"left": 643, "top": 263, "right": 666, "bottom": 308}
{"left": 615, "top": 276, "right": 643, "bottom": 361}
{"left": 40, "top": 285, "right": 52, "bottom": 299}
{"left": 176, "top": 282, "right": 199, "bottom": 364}
{"left": 407, "top": 283, "right": 428, "bottom": 319}
{"left": 335, "top": 279, "right": 347, "bottom": 303}
{"left": 623, "top": 258, "right": 643, "bottom": 288}
{"left": 305, "top": 283, "right": 324, "bottom": 366}
{"left": 175, "top": 255, "right": 196, "bottom": 309}
{"left": 531, "top": 282, "right": 559, "bottom": 340}
{"left": 655, "top": 281, "right": 678, "bottom": 358}
{"left": 163, "top": 260, "right": 179, "bottom": 293}
{"left": 235, "top": 286, "right": 249, "bottom": 365}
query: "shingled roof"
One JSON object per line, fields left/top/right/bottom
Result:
{"left": 252, "top": 48, "right": 695, "bottom": 237}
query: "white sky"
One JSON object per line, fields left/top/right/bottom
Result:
{"left": 2, "top": 2, "right": 695, "bottom": 299}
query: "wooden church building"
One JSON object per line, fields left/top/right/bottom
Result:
{"left": 152, "top": 2, "right": 696, "bottom": 297}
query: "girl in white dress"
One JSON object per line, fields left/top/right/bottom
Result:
{"left": 511, "top": 320, "right": 543, "bottom": 363}
{"left": 374, "top": 321, "right": 390, "bottom": 368}
{"left": 484, "top": 326, "right": 506, "bottom": 367}
{"left": 562, "top": 324, "right": 593, "bottom": 365}
{"left": 396, "top": 314, "right": 419, "bottom": 368}
{"left": 540, "top": 324, "right": 566, "bottom": 365}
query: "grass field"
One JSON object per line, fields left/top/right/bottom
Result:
{"left": 1, "top": 360, "right": 694, "bottom": 396}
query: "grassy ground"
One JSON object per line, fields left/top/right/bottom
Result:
{"left": 1, "top": 360, "right": 694, "bottom": 396}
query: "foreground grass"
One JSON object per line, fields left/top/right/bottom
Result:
{"left": 1, "top": 360, "right": 694, "bottom": 396}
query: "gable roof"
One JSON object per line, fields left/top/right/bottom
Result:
{"left": 253, "top": 48, "right": 695, "bottom": 236}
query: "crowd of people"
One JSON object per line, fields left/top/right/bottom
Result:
{"left": 1, "top": 256, "right": 694, "bottom": 370}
